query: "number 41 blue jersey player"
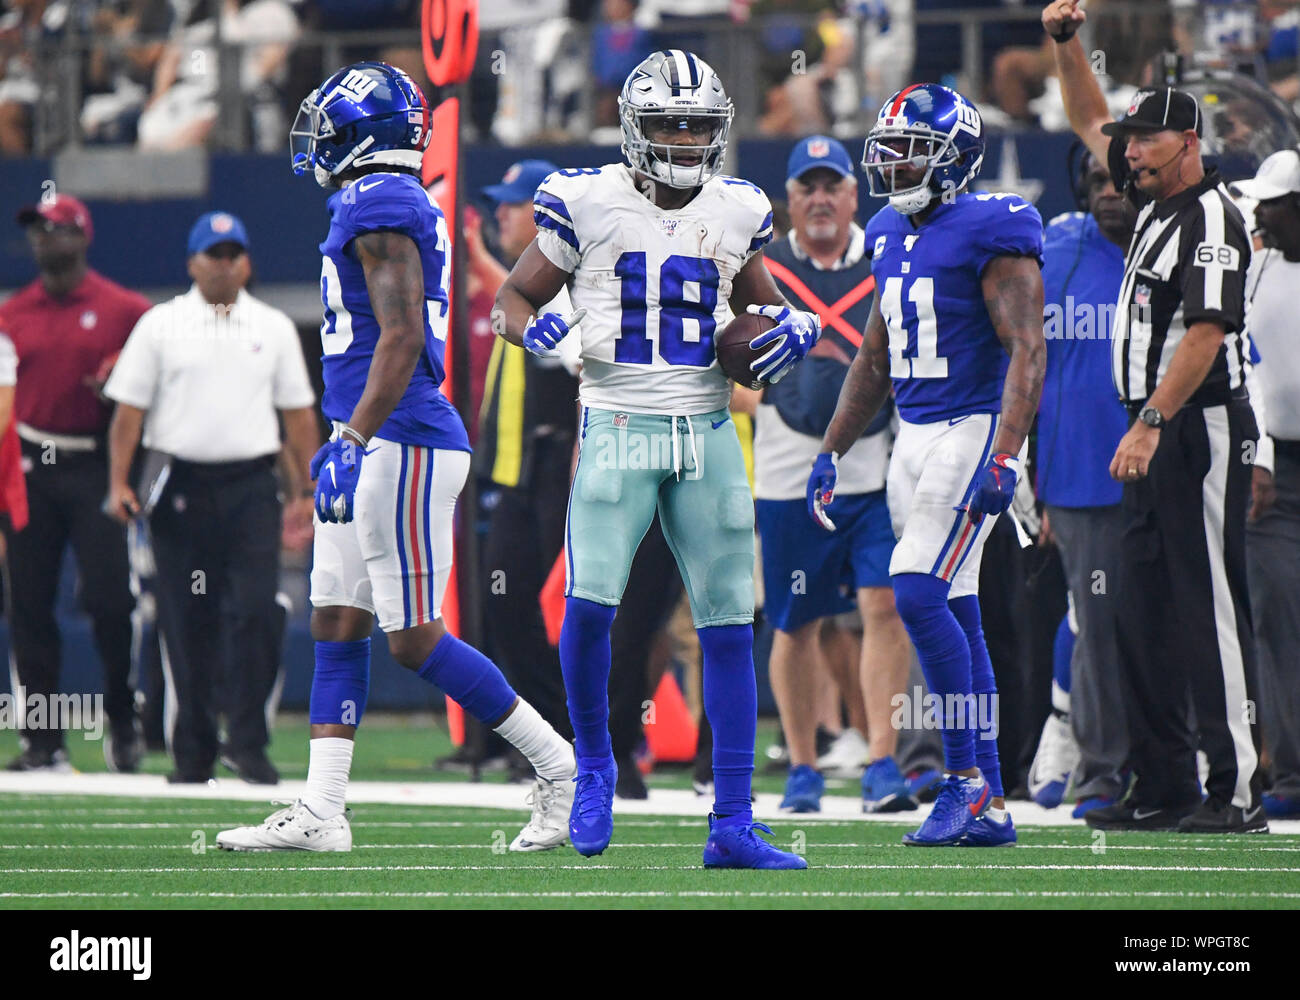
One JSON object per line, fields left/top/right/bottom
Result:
{"left": 809, "top": 83, "right": 1047, "bottom": 847}
{"left": 218, "top": 62, "right": 577, "bottom": 854}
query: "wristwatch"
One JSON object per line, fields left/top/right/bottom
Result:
{"left": 1138, "top": 405, "right": 1166, "bottom": 429}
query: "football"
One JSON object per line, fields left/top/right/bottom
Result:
{"left": 716, "top": 311, "right": 779, "bottom": 389}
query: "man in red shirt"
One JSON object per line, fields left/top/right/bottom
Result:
{"left": 0, "top": 194, "right": 151, "bottom": 772}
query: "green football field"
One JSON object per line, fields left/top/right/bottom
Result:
{"left": 2, "top": 716, "right": 1299, "bottom": 910}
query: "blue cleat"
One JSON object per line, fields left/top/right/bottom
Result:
{"left": 1263, "top": 793, "right": 1300, "bottom": 818}
{"left": 780, "top": 764, "right": 824, "bottom": 813}
{"left": 862, "top": 756, "right": 918, "bottom": 813}
{"left": 702, "top": 814, "right": 808, "bottom": 870}
{"left": 960, "top": 811, "right": 1017, "bottom": 847}
{"left": 1071, "top": 795, "right": 1114, "bottom": 819}
{"left": 906, "top": 767, "right": 944, "bottom": 803}
{"left": 902, "top": 771, "right": 991, "bottom": 847}
{"left": 569, "top": 760, "right": 617, "bottom": 857}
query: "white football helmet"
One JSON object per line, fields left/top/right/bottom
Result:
{"left": 619, "top": 49, "right": 733, "bottom": 189}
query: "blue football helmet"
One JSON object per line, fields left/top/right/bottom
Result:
{"left": 291, "top": 61, "right": 431, "bottom": 188}
{"left": 862, "top": 83, "right": 986, "bottom": 215}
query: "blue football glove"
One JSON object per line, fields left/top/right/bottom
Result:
{"left": 522, "top": 307, "right": 586, "bottom": 356}
{"left": 747, "top": 303, "right": 821, "bottom": 384}
{"left": 311, "top": 438, "right": 366, "bottom": 524}
{"left": 966, "top": 453, "right": 1020, "bottom": 523}
{"left": 807, "top": 451, "right": 839, "bottom": 532}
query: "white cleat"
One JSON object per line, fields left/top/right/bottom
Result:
{"left": 816, "top": 727, "right": 870, "bottom": 779}
{"left": 510, "top": 774, "right": 575, "bottom": 852}
{"left": 216, "top": 800, "right": 352, "bottom": 852}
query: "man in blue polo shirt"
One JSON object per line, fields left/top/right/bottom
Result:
{"left": 1029, "top": 151, "right": 1135, "bottom": 817}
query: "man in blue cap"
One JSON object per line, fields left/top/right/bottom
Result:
{"left": 751, "top": 135, "right": 913, "bottom": 814}
{"left": 104, "top": 211, "right": 320, "bottom": 784}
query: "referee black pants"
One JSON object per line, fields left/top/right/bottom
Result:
{"left": 2, "top": 441, "right": 135, "bottom": 753}
{"left": 149, "top": 458, "right": 281, "bottom": 776}
{"left": 1116, "top": 398, "right": 1262, "bottom": 811}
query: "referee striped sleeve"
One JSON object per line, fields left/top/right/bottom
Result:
{"left": 1199, "top": 190, "right": 1226, "bottom": 313}
{"left": 534, "top": 191, "right": 579, "bottom": 251}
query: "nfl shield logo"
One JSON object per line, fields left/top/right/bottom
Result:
{"left": 79, "top": 310, "right": 97, "bottom": 329}
{"left": 212, "top": 213, "right": 234, "bottom": 234}
{"left": 808, "top": 138, "right": 829, "bottom": 158}
{"left": 503, "top": 163, "right": 523, "bottom": 184}
{"left": 613, "top": 413, "right": 629, "bottom": 429}
{"left": 1135, "top": 283, "right": 1151, "bottom": 306}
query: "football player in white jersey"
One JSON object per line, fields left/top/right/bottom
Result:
{"left": 495, "top": 50, "right": 819, "bottom": 868}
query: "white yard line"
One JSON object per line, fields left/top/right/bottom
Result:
{"left": 3, "top": 772, "right": 1298, "bottom": 832}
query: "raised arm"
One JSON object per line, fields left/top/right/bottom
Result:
{"left": 1042, "top": 0, "right": 1112, "bottom": 165}
{"left": 348, "top": 230, "right": 427, "bottom": 442}
{"left": 981, "top": 254, "right": 1047, "bottom": 457}
{"left": 493, "top": 240, "right": 571, "bottom": 347}
{"left": 820, "top": 290, "right": 892, "bottom": 458}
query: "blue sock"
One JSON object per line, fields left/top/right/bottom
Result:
{"left": 699, "top": 624, "right": 756, "bottom": 825}
{"left": 310, "top": 639, "right": 371, "bottom": 727}
{"left": 1053, "top": 614, "right": 1074, "bottom": 696}
{"left": 949, "top": 594, "right": 1004, "bottom": 798}
{"left": 892, "top": 573, "right": 975, "bottom": 773}
{"left": 559, "top": 597, "right": 617, "bottom": 772}
{"left": 416, "top": 633, "right": 517, "bottom": 725}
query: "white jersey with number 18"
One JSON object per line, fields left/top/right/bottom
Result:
{"left": 533, "top": 163, "right": 773, "bottom": 416}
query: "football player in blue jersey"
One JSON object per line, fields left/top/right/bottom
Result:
{"left": 218, "top": 62, "right": 577, "bottom": 853}
{"left": 808, "top": 83, "right": 1047, "bottom": 847}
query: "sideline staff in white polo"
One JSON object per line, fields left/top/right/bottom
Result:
{"left": 103, "top": 211, "right": 319, "bottom": 784}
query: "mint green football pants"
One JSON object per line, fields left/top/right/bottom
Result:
{"left": 564, "top": 406, "right": 755, "bottom": 627}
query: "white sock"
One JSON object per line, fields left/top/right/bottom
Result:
{"left": 302, "top": 737, "right": 354, "bottom": 820}
{"left": 494, "top": 699, "right": 575, "bottom": 782}
{"left": 987, "top": 806, "right": 1009, "bottom": 822}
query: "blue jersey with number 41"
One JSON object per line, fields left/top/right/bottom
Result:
{"left": 318, "top": 171, "right": 469, "bottom": 452}
{"left": 864, "top": 191, "right": 1043, "bottom": 424}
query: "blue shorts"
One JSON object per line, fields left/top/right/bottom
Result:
{"left": 756, "top": 491, "right": 895, "bottom": 633}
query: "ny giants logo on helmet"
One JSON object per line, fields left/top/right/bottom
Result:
{"left": 332, "top": 68, "right": 380, "bottom": 105}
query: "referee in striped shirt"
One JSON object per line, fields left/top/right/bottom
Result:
{"left": 1083, "top": 88, "right": 1264, "bottom": 833}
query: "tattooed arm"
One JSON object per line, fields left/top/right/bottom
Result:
{"left": 982, "top": 254, "right": 1047, "bottom": 457}
{"left": 349, "top": 229, "right": 427, "bottom": 441}
{"left": 820, "top": 290, "right": 892, "bottom": 457}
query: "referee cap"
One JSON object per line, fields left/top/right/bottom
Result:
{"left": 1230, "top": 148, "right": 1300, "bottom": 202}
{"left": 1101, "top": 87, "right": 1203, "bottom": 138}
{"left": 188, "top": 211, "right": 250, "bottom": 256}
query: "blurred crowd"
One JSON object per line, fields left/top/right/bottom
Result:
{"left": 1, "top": 1, "right": 1299, "bottom": 155}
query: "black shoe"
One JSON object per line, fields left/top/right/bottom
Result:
{"left": 1084, "top": 801, "right": 1194, "bottom": 831}
{"left": 104, "top": 718, "right": 143, "bottom": 774}
{"left": 166, "top": 769, "right": 212, "bottom": 784}
{"left": 6, "top": 747, "right": 72, "bottom": 772}
{"left": 615, "top": 754, "right": 648, "bottom": 800}
{"left": 433, "top": 744, "right": 508, "bottom": 775}
{"left": 814, "top": 725, "right": 837, "bottom": 759}
{"left": 1176, "top": 799, "right": 1269, "bottom": 834}
{"left": 219, "top": 750, "right": 279, "bottom": 785}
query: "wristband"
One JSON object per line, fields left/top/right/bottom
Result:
{"left": 340, "top": 424, "right": 369, "bottom": 449}
{"left": 1050, "top": 22, "right": 1078, "bottom": 43}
